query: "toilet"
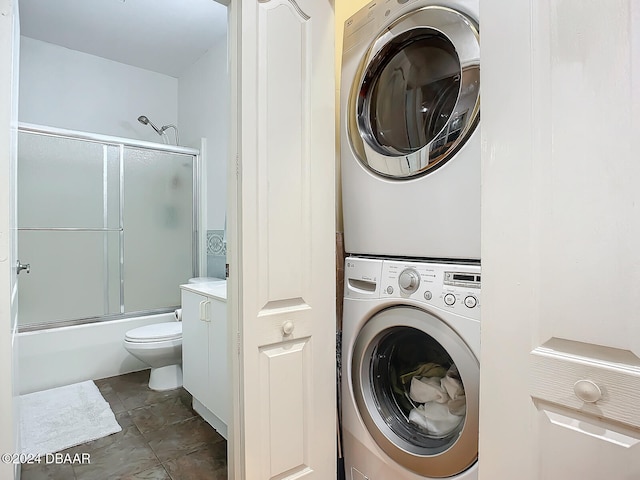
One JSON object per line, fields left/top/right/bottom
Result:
{"left": 124, "top": 322, "right": 183, "bottom": 391}
{"left": 123, "top": 277, "right": 220, "bottom": 391}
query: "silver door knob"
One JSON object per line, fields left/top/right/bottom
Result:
{"left": 17, "top": 261, "right": 30, "bottom": 275}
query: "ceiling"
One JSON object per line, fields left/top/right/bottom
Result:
{"left": 19, "top": 0, "right": 228, "bottom": 78}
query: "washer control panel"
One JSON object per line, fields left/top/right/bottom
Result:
{"left": 345, "top": 257, "right": 481, "bottom": 321}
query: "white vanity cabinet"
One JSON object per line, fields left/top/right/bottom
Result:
{"left": 180, "top": 281, "right": 228, "bottom": 439}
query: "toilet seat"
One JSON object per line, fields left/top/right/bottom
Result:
{"left": 125, "top": 322, "right": 182, "bottom": 343}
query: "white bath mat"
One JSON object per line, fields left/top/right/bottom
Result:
{"left": 20, "top": 380, "right": 122, "bottom": 455}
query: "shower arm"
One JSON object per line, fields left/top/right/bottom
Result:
{"left": 161, "top": 125, "right": 180, "bottom": 146}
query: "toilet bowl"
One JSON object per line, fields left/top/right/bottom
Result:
{"left": 123, "top": 322, "right": 183, "bottom": 391}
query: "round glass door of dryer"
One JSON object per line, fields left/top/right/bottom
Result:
{"left": 348, "top": 6, "right": 480, "bottom": 179}
{"left": 351, "top": 306, "right": 479, "bottom": 477}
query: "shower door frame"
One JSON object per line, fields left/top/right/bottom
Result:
{"left": 17, "top": 122, "right": 202, "bottom": 332}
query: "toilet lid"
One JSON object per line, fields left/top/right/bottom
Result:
{"left": 125, "top": 322, "right": 182, "bottom": 343}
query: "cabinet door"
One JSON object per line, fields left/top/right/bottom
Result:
{"left": 181, "top": 290, "right": 210, "bottom": 406}
{"left": 208, "top": 299, "right": 228, "bottom": 425}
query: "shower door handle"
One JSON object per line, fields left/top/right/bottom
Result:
{"left": 17, "top": 260, "right": 30, "bottom": 275}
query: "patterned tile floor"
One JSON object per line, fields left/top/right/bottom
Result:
{"left": 21, "top": 370, "right": 228, "bottom": 480}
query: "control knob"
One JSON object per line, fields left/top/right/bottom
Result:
{"left": 398, "top": 268, "right": 420, "bottom": 294}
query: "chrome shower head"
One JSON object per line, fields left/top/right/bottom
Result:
{"left": 137, "top": 115, "right": 163, "bottom": 135}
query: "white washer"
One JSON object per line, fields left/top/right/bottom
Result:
{"left": 342, "top": 256, "right": 480, "bottom": 479}
{"left": 341, "top": 0, "right": 480, "bottom": 260}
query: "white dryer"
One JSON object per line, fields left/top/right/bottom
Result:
{"left": 342, "top": 256, "right": 480, "bottom": 480}
{"left": 340, "top": 0, "right": 480, "bottom": 260}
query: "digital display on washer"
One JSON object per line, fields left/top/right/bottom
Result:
{"left": 444, "top": 271, "right": 481, "bottom": 288}
{"left": 452, "top": 274, "right": 474, "bottom": 282}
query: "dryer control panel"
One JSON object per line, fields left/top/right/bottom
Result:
{"left": 344, "top": 257, "right": 481, "bottom": 321}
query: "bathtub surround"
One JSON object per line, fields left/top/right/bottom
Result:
{"left": 19, "top": 381, "right": 121, "bottom": 456}
{"left": 17, "top": 313, "right": 175, "bottom": 395}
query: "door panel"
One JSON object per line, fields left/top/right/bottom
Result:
{"left": 233, "top": 0, "right": 335, "bottom": 479}
{"left": 480, "top": 0, "right": 640, "bottom": 478}
{"left": 259, "top": 339, "right": 310, "bottom": 477}
{"left": 258, "top": 0, "right": 309, "bottom": 305}
{"left": 538, "top": 404, "right": 640, "bottom": 480}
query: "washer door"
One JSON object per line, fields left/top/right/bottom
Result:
{"left": 352, "top": 306, "right": 478, "bottom": 477}
{"left": 348, "top": 6, "right": 480, "bottom": 179}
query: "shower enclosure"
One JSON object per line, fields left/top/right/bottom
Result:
{"left": 17, "top": 124, "right": 199, "bottom": 331}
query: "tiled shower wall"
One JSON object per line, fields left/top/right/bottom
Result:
{"left": 206, "top": 230, "right": 227, "bottom": 279}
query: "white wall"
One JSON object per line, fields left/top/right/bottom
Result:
{"left": 178, "top": 35, "right": 228, "bottom": 231}
{"left": 19, "top": 36, "right": 178, "bottom": 142}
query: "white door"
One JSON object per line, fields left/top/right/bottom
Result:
{"left": 0, "top": 0, "right": 20, "bottom": 478}
{"left": 228, "top": 0, "right": 336, "bottom": 479}
{"left": 481, "top": 0, "right": 640, "bottom": 479}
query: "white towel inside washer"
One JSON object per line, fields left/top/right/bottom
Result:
{"left": 409, "top": 376, "right": 449, "bottom": 404}
{"left": 409, "top": 402, "right": 463, "bottom": 436}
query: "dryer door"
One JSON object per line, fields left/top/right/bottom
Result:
{"left": 351, "top": 306, "right": 478, "bottom": 477}
{"left": 348, "top": 6, "right": 480, "bottom": 180}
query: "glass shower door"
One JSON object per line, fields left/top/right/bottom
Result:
{"left": 17, "top": 132, "right": 121, "bottom": 327}
{"left": 122, "top": 147, "right": 194, "bottom": 313}
{"left": 17, "top": 127, "right": 198, "bottom": 330}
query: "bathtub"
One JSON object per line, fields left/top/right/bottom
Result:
{"left": 17, "top": 313, "right": 176, "bottom": 394}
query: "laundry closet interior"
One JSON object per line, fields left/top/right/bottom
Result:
{"left": 336, "top": 1, "right": 481, "bottom": 479}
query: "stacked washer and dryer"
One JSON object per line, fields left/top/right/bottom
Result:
{"left": 340, "top": 1, "right": 481, "bottom": 479}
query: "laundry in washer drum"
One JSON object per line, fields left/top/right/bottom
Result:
{"left": 401, "top": 364, "right": 466, "bottom": 437}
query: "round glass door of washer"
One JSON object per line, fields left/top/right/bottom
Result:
{"left": 348, "top": 6, "right": 480, "bottom": 179}
{"left": 351, "top": 306, "right": 479, "bottom": 477}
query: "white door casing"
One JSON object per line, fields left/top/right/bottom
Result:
{"left": 0, "top": 0, "right": 20, "bottom": 478}
{"left": 229, "top": 0, "right": 336, "bottom": 479}
{"left": 481, "top": 0, "right": 640, "bottom": 479}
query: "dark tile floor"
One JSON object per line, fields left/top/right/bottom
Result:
{"left": 21, "top": 370, "right": 228, "bottom": 480}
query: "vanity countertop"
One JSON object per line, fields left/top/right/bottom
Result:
{"left": 180, "top": 279, "right": 227, "bottom": 302}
